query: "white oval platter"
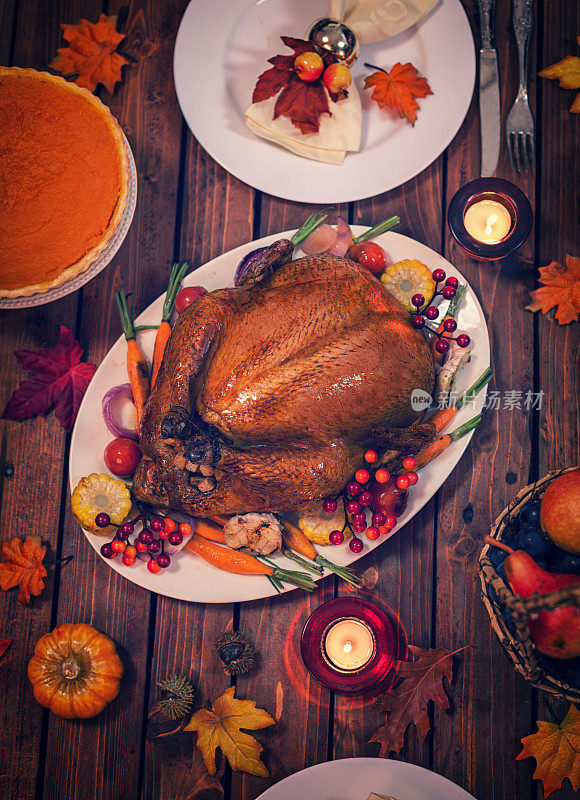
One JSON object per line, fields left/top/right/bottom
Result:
{"left": 70, "top": 227, "right": 489, "bottom": 603}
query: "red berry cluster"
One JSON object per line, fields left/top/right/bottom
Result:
{"left": 96, "top": 511, "right": 188, "bottom": 574}
{"left": 410, "top": 270, "right": 470, "bottom": 355}
{"left": 322, "top": 451, "right": 419, "bottom": 553}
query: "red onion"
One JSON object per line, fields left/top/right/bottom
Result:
{"left": 327, "top": 217, "right": 353, "bottom": 256}
{"left": 102, "top": 385, "right": 139, "bottom": 441}
{"left": 235, "top": 247, "right": 267, "bottom": 286}
{"left": 300, "top": 223, "right": 338, "bottom": 256}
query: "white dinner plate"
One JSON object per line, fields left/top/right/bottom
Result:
{"left": 0, "top": 137, "right": 137, "bottom": 310}
{"left": 70, "top": 228, "right": 490, "bottom": 603}
{"left": 173, "top": 0, "right": 475, "bottom": 203}
{"left": 255, "top": 758, "right": 478, "bottom": 800}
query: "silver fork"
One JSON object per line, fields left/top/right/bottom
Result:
{"left": 505, "top": 0, "right": 535, "bottom": 171}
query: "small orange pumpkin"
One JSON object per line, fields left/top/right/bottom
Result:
{"left": 28, "top": 623, "right": 123, "bottom": 719}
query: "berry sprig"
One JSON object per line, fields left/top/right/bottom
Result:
{"left": 95, "top": 509, "right": 189, "bottom": 574}
{"left": 410, "top": 270, "right": 471, "bottom": 356}
{"left": 322, "top": 450, "right": 419, "bottom": 553}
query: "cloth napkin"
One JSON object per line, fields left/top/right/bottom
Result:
{"left": 244, "top": 85, "right": 361, "bottom": 166}
{"left": 329, "top": 0, "right": 439, "bottom": 44}
{"left": 244, "top": 0, "right": 437, "bottom": 164}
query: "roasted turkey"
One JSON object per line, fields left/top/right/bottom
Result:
{"left": 133, "top": 240, "right": 436, "bottom": 515}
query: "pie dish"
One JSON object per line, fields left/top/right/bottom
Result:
{"left": 0, "top": 67, "right": 130, "bottom": 298}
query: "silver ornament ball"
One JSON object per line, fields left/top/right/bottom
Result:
{"left": 307, "top": 18, "right": 359, "bottom": 65}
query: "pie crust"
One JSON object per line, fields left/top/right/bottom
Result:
{"left": 0, "top": 68, "right": 130, "bottom": 299}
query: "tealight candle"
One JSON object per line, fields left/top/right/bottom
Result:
{"left": 324, "top": 618, "right": 375, "bottom": 671}
{"left": 463, "top": 199, "right": 512, "bottom": 243}
{"left": 300, "top": 597, "right": 402, "bottom": 694}
{"left": 447, "top": 178, "right": 533, "bottom": 260}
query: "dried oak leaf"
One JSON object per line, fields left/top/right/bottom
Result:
{"left": 539, "top": 37, "right": 580, "bottom": 113}
{"left": 184, "top": 686, "right": 275, "bottom": 777}
{"left": 50, "top": 13, "right": 128, "bottom": 93}
{"left": 517, "top": 704, "right": 580, "bottom": 797}
{"left": 364, "top": 62, "right": 433, "bottom": 126}
{"left": 252, "top": 37, "right": 334, "bottom": 134}
{"left": 0, "top": 536, "right": 47, "bottom": 605}
{"left": 1, "top": 326, "right": 96, "bottom": 433}
{"left": 0, "top": 639, "right": 13, "bottom": 659}
{"left": 525, "top": 254, "right": 580, "bottom": 325}
{"left": 369, "top": 644, "right": 464, "bottom": 756}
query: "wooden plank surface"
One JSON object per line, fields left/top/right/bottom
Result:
{"left": 0, "top": 2, "right": 96, "bottom": 798}
{"left": 0, "top": 1, "right": 578, "bottom": 799}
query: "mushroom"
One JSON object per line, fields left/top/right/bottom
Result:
{"left": 222, "top": 513, "right": 282, "bottom": 555}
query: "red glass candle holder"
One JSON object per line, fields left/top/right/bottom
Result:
{"left": 448, "top": 178, "right": 533, "bottom": 260}
{"left": 300, "top": 597, "right": 404, "bottom": 695}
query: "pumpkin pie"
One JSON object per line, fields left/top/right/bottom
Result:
{"left": 0, "top": 67, "right": 130, "bottom": 298}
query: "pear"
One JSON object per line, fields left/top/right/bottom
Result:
{"left": 486, "top": 538, "right": 580, "bottom": 659}
{"left": 540, "top": 468, "right": 580, "bottom": 554}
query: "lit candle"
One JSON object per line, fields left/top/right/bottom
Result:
{"left": 324, "top": 618, "right": 375, "bottom": 671}
{"left": 464, "top": 199, "right": 512, "bottom": 244}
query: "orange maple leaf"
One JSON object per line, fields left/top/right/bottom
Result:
{"left": 517, "top": 704, "right": 580, "bottom": 796}
{"left": 364, "top": 62, "right": 433, "bottom": 126}
{"left": 525, "top": 254, "right": 580, "bottom": 325}
{"left": 0, "top": 536, "right": 47, "bottom": 605}
{"left": 49, "top": 13, "right": 128, "bottom": 93}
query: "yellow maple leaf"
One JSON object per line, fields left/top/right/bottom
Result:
{"left": 539, "top": 36, "right": 580, "bottom": 113}
{"left": 525, "top": 254, "right": 580, "bottom": 325}
{"left": 517, "top": 704, "right": 580, "bottom": 796}
{"left": 184, "top": 687, "right": 275, "bottom": 777}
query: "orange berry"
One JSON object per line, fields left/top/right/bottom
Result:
{"left": 179, "top": 522, "right": 192, "bottom": 536}
{"left": 294, "top": 51, "right": 324, "bottom": 82}
{"left": 124, "top": 545, "right": 137, "bottom": 558}
{"left": 402, "top": 456, "right": 416, "bottom": 470}
{"left": 375, "top": 468, "right": 390, "bottom": 484}
{"left": 364, "top": 450, "right": 378, "bottom": 463}
{"left": 163, "top": 518, "right": 176, "bottom": 533}
{"left": 135, "top": 540, "right": 148, "bottom": 552}
{"left": 122, "top": 555, "right": 136, "bottom": 567}
{"left": 323, "top": 63, "right": 351, "bottom": 94}
{"left": 111, "top": 539, "right": 126, "bottom": 553}
{"left": 147, "top": 559, "right": 162, "bottom": 574}
{"left": 355, "top": 469, "right": 370, "bottom": 484}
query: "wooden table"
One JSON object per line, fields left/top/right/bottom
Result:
{"left": 1, "top": 1, "right": 579, "bottom": 798}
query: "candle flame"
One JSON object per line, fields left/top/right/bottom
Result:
{"left": 343, "top": 640, "right": 352, "bottom": 654}
{"left": 484, "top": 213, "right": 498, "bottom": 237}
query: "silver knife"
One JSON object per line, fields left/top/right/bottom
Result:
{"left": 478, "top": 0, "right": 501, "bottom": 177}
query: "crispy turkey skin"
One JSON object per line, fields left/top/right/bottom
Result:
{"left": 133, "top": 242, "right": 436, "bottom": 515}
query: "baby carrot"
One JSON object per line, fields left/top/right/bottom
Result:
{"left": 195, "top": 519, "right": 226, "bottom": 544}
{"left": 431, "top": 284, "right": 466, "bottom": 365}
{"left": 281, "top": 521, "right": 363, "bottom": 590}
{"left": 428, "top": 367, "right": 493, "bottom": 433}
{"left": 414, "top": 414, "right": 482, "bottom": 469}
{"left": 186, "top": 533, "right": 316, "bottom": 590}
{"left": 151, "top": 261, "right": 191, "bottom": 387}
{"left": 114, "top": 288, "right": 150, "bottom": 425}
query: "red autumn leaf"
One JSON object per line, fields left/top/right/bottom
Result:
{"left": 49, "top": 13, "right": 128, "bottom": 93}
{"left": 0, "top": 536, "right": 47, "bottom": 605}
{"left": 364, "top": 62, "right": 433, "bottom": 126}
{"left": 252, "top": 37, "right": 336, "bottom": 134}
{"left": 369, "top": 645, "right": 465, "bottom": 756}
{"left": 0, "top": 639, "right": 13, "bottom": 659}
{"left": 525, "top": 254, "right": 580, "bottom": 325}
{"left": 2, "top": 326, "right": 96, "bottom": 433}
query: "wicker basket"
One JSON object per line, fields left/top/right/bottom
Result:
{"left": 478, "top": 467, "right": 580, "bottom": 702}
